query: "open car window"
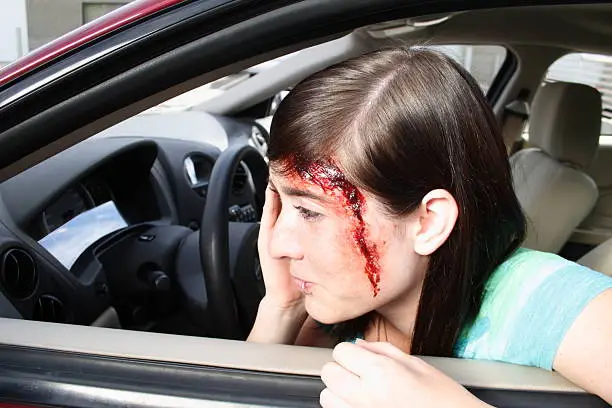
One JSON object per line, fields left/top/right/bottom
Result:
{"left": 3, "top": 1, "right": 612, "bottom": 406}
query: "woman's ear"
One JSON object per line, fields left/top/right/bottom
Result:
{"left": 412, "top": 189, "right": 458, "bottom": 256}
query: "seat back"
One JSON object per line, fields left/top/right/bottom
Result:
{"left": 511, "top": 81, "right": 601, "bottom": 253}
{"left": 578, "top": 238, "right": 612, "bottom": 277}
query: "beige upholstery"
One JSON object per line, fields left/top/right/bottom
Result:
{"left": 511, "top": 82, "right": 601, "bottom": 253}
{"left": 578, "top": 238, "right": 612, "bottom": 277}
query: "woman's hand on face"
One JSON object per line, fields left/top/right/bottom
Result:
{"left": 320, "top": 341, "right": 492, "bottom": 408}
{"left": 258, "top": 185, "right": 304, "bottom": 311}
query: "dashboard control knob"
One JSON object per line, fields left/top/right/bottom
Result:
{"left": 146, "top": 269, "right": 170, "bottom": 292}
{"left": 229, "top": 205, "right": 241, "bottom": 220}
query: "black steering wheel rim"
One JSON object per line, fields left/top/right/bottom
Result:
{"left": 200, "top": 143, "right": 268, "bottom": 339}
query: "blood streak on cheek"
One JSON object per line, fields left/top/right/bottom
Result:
{"left": 291, "top": 159, "right": 381, "bottom": 296}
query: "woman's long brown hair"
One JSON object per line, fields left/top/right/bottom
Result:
{"left": 267, "top": 48, "right": 526, "bottom": 356}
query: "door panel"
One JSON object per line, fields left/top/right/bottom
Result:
{"left": 0, "top": 345, "right": 609, "bottom": 408}
{"left": 0, "top": 319, "right": 609, "bottom": 408}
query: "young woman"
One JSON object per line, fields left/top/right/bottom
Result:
{"left": 247, "top": 47, "right": 612, "bottom": 407}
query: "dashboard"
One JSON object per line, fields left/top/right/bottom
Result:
{"left": 41, "top": 177, "right": 116, "bottom": 233}
{"left": 36, "top": 177, "right": 128, "bottom": 271}
{"left": 0, "top": 111, "right": 267, "bottom": 327}
{"left": 42, "top": 184, "right": 92, "bottom": 234}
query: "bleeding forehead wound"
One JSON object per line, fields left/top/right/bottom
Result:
{"left": 292, "top": 159, "right": 381, "bottom": 296}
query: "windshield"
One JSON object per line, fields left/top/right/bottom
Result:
{"left": 143, "top": 52, "right": 300, "bottom": 114}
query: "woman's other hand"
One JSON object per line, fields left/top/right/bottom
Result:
{"left": 320, "top": 340, "right": 492, "bottom": 408}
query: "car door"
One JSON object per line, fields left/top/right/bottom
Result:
{"left": 0, "top": 318, "right": 608, "bottom": 407}
{"left": 0, "top": 0, "right": 610, "bottom": 407}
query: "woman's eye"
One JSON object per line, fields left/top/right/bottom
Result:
{"left": 294, "top": 206, "right": 321, "bottom": 221}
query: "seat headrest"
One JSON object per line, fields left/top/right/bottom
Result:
{"left": 529, "top": 81, "right": 602, "bottom": 169}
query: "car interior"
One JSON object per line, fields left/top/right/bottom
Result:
{"left": 1, "top": 1, "right": 612, "bottom": 405}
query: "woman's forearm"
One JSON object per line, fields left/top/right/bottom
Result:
{"left": 247, "top": 297, "right": 308, "bottom": 344}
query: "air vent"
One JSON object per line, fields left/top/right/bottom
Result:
{"left": 0, "top": 248, "right": 38, "bottom": 299}
{"left": 250, "top": 125, "right": 269, "bottom": 157}
{"left": 232, "top": 163, "right": 248, "bottom": 195}
{"left": 33, "top": 295, "right": 66, "bottom": 323}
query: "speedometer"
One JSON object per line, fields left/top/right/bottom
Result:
{"left": 43, "top": 186, "right": 91, "bottom": 233}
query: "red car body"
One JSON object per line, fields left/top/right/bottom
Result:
{"left": 0, "top": 0, "right": 185, "bottom": 87}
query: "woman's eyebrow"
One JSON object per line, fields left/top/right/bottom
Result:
{"left": 268, "top": 179, "right": 278, "bottom": 192}
{"left": 269, "top": 177, "right": 331, "bottom": 202}
{"left": 281, "top": 186, "right": 330, "bottom": 202}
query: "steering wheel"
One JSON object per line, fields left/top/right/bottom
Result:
{"left": 199, "top": 143, "right": 268, "bottom": 339}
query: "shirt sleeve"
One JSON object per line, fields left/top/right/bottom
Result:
{"left": 455, "top": 250, "right": 612, "bottom": 370}
{"left": 505, "top": 263, "right": 612, "bottom": 370}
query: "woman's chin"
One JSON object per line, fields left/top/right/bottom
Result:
{"left": 304, "top": 297, "right": 339, "bottom": 324}
{"left": 304, "top": 297, "right": 364, "bottom": 325}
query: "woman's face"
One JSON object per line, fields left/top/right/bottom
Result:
{"left": 268, "top": 162, "right": 426, "bottom": 324}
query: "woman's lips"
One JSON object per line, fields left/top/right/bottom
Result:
{"left": 293, "top": 276, "right": 313, "bottom": 294}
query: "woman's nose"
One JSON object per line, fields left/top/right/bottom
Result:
{"left": 269, "top": 213, "right": 304, "bottom": 260}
